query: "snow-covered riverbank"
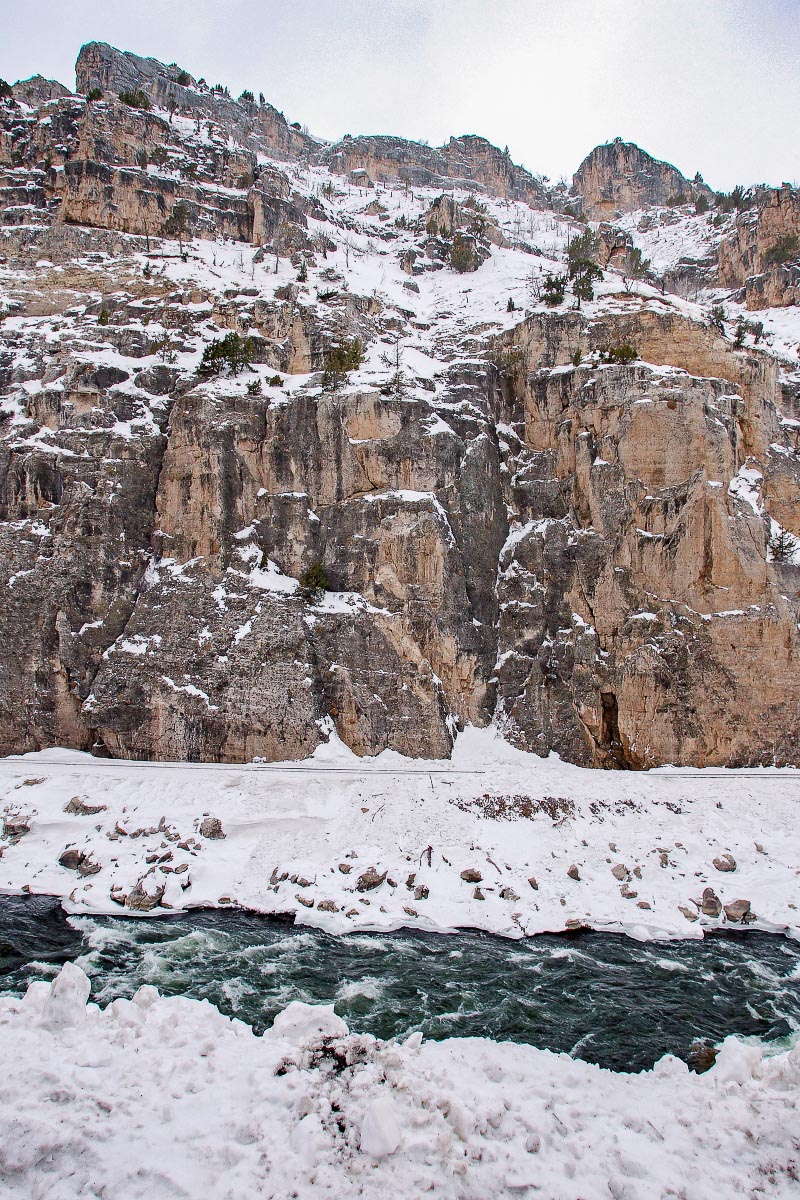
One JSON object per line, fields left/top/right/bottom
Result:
{"left": 1, "top": 727, "right": 799, "bottom": 941}
{"left": 1, "top": 961, "right": 798, "bottom": 1200}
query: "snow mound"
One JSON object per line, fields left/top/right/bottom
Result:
{"left": 0, "top": 965, "right": 798, "bottom": 1199}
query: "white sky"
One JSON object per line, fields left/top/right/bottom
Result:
{"left": 2, "top": 0, "right": 798, "bottom": 191}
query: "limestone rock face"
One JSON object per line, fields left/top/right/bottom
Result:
{"left": 717, "top": 185, "right": 800, "bottom": 309}
{"left": 323, "top": 134, "right": 547, "bottom": 207}
{"left": 12, "top": 76, "right": 72, "bottom": 105}
{"left": 573, "top": 139, "right": 709, "bottom": 219}
{"left": 492, "top": 313, "right": 800, "bottom": 767}
{"left": 75, "top": 42, "right": 314, "bottom": 162}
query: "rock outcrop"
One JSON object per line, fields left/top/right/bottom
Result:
{"left": 573, "top": 138, "right": 710, "bottom": 219}
{"left": 75, "top": 42, "right": 315, "bottom": 162}
{"left": 717, "top": 185, "right": 800, "bottom": 309}
{"left": 323, "top": 134, "right": 547, "bottom": 207}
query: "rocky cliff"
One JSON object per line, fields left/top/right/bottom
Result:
{"left": 717, "top": 184, "right": 800, "bottom": 309}
{"left": 572, "top": 138, "right": 709, "bottom": 219}
{"left": 1, "top": 43, "right": 798, "bottom": 768}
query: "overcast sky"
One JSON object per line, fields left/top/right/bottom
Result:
{"left": 2, "top": 0, "right": 798, "bottom": 190}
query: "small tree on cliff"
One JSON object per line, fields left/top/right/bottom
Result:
{"left": 298, "top": 559, "right": 330, "bottom": 602}
{"left": 570, "top": 259, "right": 603, "bottom": 307}
{"left": 163, "top": 202, "right": 190, "bottom": 255}
{"left": 322, "top": 338, "right": 364, "bottom": 389}
{"left": 197, "top": 331, "right": 256, "bottom": 377}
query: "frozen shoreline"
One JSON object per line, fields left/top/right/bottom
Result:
{"left": 1, "top": 961, "right": 799, "bottom": 1200}
{"left": 1, "top": 727, "right": 799, "bottom": 943}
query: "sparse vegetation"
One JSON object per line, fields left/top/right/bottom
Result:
{"left": 0, "top": 80, "right": 13, "bottom": 101}
{"left": 118, "top": 89, "right": 151, "bottom": 110}
{"left": 176, "top": 71, "right": 191, "bottom": 87}
{"left": 97, "top": 308, "right": 110, "bottom": 326}
{"left": 695, "top": 193, "right": 709, "bottom": 214}
{"left": 599, "top": 344, "right": 638, "bottom": 364}
{"left": 322, "top": 338, "right": 364, "bottom": 389}
{"left": 768, "top": 527, "right": 799, "bottom": 564}
{"left": 450, "top": 233, "right": 476, "bottom": 273}
{"left": 569, "top": 259, "right": 603, "bottom": 307}
{"left": 507, "top": 297, "right": 516, "bottom": 312}
{"left": 298, "top": 559, "right": 330, "bottom": 602}
{"left": 86, "top": 87, "right": 103, "bottom": 102}
{"left": 246, "top": 378, "right": 262, "bottom": 395}
{"left": 197, "top": 332, "right": 256, "bottom": 377}
{"left": 163, "top": 202, "right": 191, "bottom": 254}
{"left": 542, "top": 273, "right": 567, "bottom": 307}
{"left": 764, "top": 235, "right": 800, "bottom": 266}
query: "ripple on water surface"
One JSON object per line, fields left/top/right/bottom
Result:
{"left": 1, "top": 896, "right": 799, "bottom": 1072}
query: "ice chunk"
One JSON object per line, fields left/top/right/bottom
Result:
{"left": 40, "top": 962, "right": 91, "bottom": 1029}
{"left": 711, "top": 1036, "right": 763, "bottom": 1084}
{"left": 360, "top": 1095, "right": 401, "bottom": 1158}
{"left": 268, "top": 1001, "right": 348, "bottom": 1045}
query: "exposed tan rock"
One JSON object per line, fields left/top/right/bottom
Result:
{"left": 717, "top": 185, "right": 800, "bottom": 309}
{"left": 572, "top": 139, "right": 709, "bottom": 220}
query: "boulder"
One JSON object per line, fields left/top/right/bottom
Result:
{"left": 356, "top": 867, "right": 387, "bottom": 892}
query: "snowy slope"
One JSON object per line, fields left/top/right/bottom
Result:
{"left": 1, "top": 727, "right": 798, "bottom": 942}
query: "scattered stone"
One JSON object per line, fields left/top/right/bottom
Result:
{"left": 125, "top": 880, "right": 166, "bottom": 911}
{"left": 724, "top": 899, "right": 751, "bottom": 923}
{"left": 565, "top": 919, "right": 585, "bottom": 930}
{"left": 460, "top": 868, "right": 483, "bottom": 883}
{"left": 2, "top": 819, "right": 30, "bottom": 844}
{"left": 528, "top": 877, "right": 538, "bottom": 890}
{"left": 679, "top": 905, "right": 699, "bottom": 922}
{"left": 713, "top": 854, "right": 736, "bottom": 872}
{"left": 611, "top": 864, "right": 628, "bottom": 881}
{"left": 701, "top": 888, "right": 722, "bottom": 917}
{"left": 567, "top": 865, "right": 580, "bottom": 881}
{"left": 473, "top": 887, "right": 485, "bottom": 901}
{"left": 218, "top": 896, "right": 234, "bottom": 905}
{"left": 620, "top": 884, "right": 638, "bottom": 899}
{"left": 174, "top": 863, "right": 189, "bottom": 874}
{"left": 199, "top": 817, "right": 225, "bottom": 840}
{"left": 338, "top": 863, "right": 352, "bottom": 874}
{"left": 346, "top": 909, "right": 359, "bottom": 918}
{"left": 356, "top": 867, "right": 387, "bottom": 892}
{"left": 636, "top": 900, "right": 651, "bottom": 910}
{"left": 632, "top": 866, "right": 642, "bottom": 879}
{"left": 270, "top": 868, "right": 289, "bottom": 885}
{"left": 500, "top": 887, "right": 519, "bottom": 902}
{"left": 755, "top": 843, "right": 765, "bottom": 853}
{"left": 64, "top": 797, "right": 106, "bottom": 816}
{"left": 58, "top": 847, "right": 83, "bottom": 871}
{"left": 405, "top": 872, "right": 416, "bottom": 889}
{"left": 295, "top": 894, "right": 314, "bottom": 908}
{"left": 658, "top": 851, "right": 670, "bottom": 868}
{"left": 295, "top": 877, "right": 312, "bottom": 888}
{"left": 687, "top": 1042, "right": 717, "bottom": 1074}
{"left": 413, "top": 884, "right": 429, "bottom": 901}
{"left": 403, "top": 906, "right": 418, "bottom": 917}
{"left": 317, "top": 899, "right": 339, "bottom": 913}
{"left": 59, "top": 847, "right": 101, "bottom": 876}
